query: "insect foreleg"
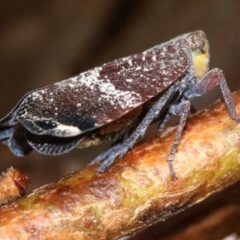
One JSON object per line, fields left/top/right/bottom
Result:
{"left": 96, "top": 82, "right": 180, "bottom": 173}
{"left": 187, "top": 68, "right": 240, "bottom": 121}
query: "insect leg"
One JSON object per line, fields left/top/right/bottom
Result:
{"left": 188, "top": 68, "right": 240, "bottom": 120}
{"left": 89, "top": 129, "right": 127, "bottom": 165}
{"left": 96, "top": 82, "right": 180, "bottom": 173}
{"left": 90, "top": 143, "right": 122, "bottom": 165}
{"left": 158, "top": 99, "right": 197, "bottom": 131}
{"left": 158, "top": 112, "right": 171, "bottom": 130}
{"left": 165, "top": 101, "right": 191, "bottom": 178}
{"left": 89, "top": 122, "right": 137, "bottom": 165}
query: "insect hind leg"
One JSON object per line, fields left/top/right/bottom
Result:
{"left": 90, "top": 143, "right": 122, "bottom": 165}
{"left": 96, "top": 82, "right": 180, "bottom": 173}
{"left": 89, "top": 121, "right": 134, "bottom": 165}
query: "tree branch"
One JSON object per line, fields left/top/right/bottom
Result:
{"left": 0, "top": 90, "right": 240, "bottom": 239}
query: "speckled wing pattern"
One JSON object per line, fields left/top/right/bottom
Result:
{"left": 10, "top": 43, "right": 189, "bottom": 139}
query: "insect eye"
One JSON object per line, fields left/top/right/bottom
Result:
{"left": 184, "top": 32, "right": 207, "bottom": 53}
{"left": 196, "top": 48, "right": 206, "bottom": 54}
{"left": 34, "top": 120, "right": 57, "bottom": 130}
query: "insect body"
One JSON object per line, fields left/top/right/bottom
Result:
{"left": 0, "top": 31, "right": 239, "bottom": 178}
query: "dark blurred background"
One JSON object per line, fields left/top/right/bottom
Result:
{"left": 0, "top": 1, "right": 240, "bottom": 239}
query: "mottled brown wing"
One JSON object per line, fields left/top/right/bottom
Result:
{"left": 7, "top": 42, "right": 189, "bottom": 137}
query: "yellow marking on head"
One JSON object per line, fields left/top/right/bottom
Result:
{"left": 192, "top": 48, "right": 209, "bottom": 78}
{"left": 184, "top": 31, "right": 210, "bottom": 78}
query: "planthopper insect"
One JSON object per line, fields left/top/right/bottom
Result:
{"left": 0, "top": 30, "right": 239, "bottom": 178}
